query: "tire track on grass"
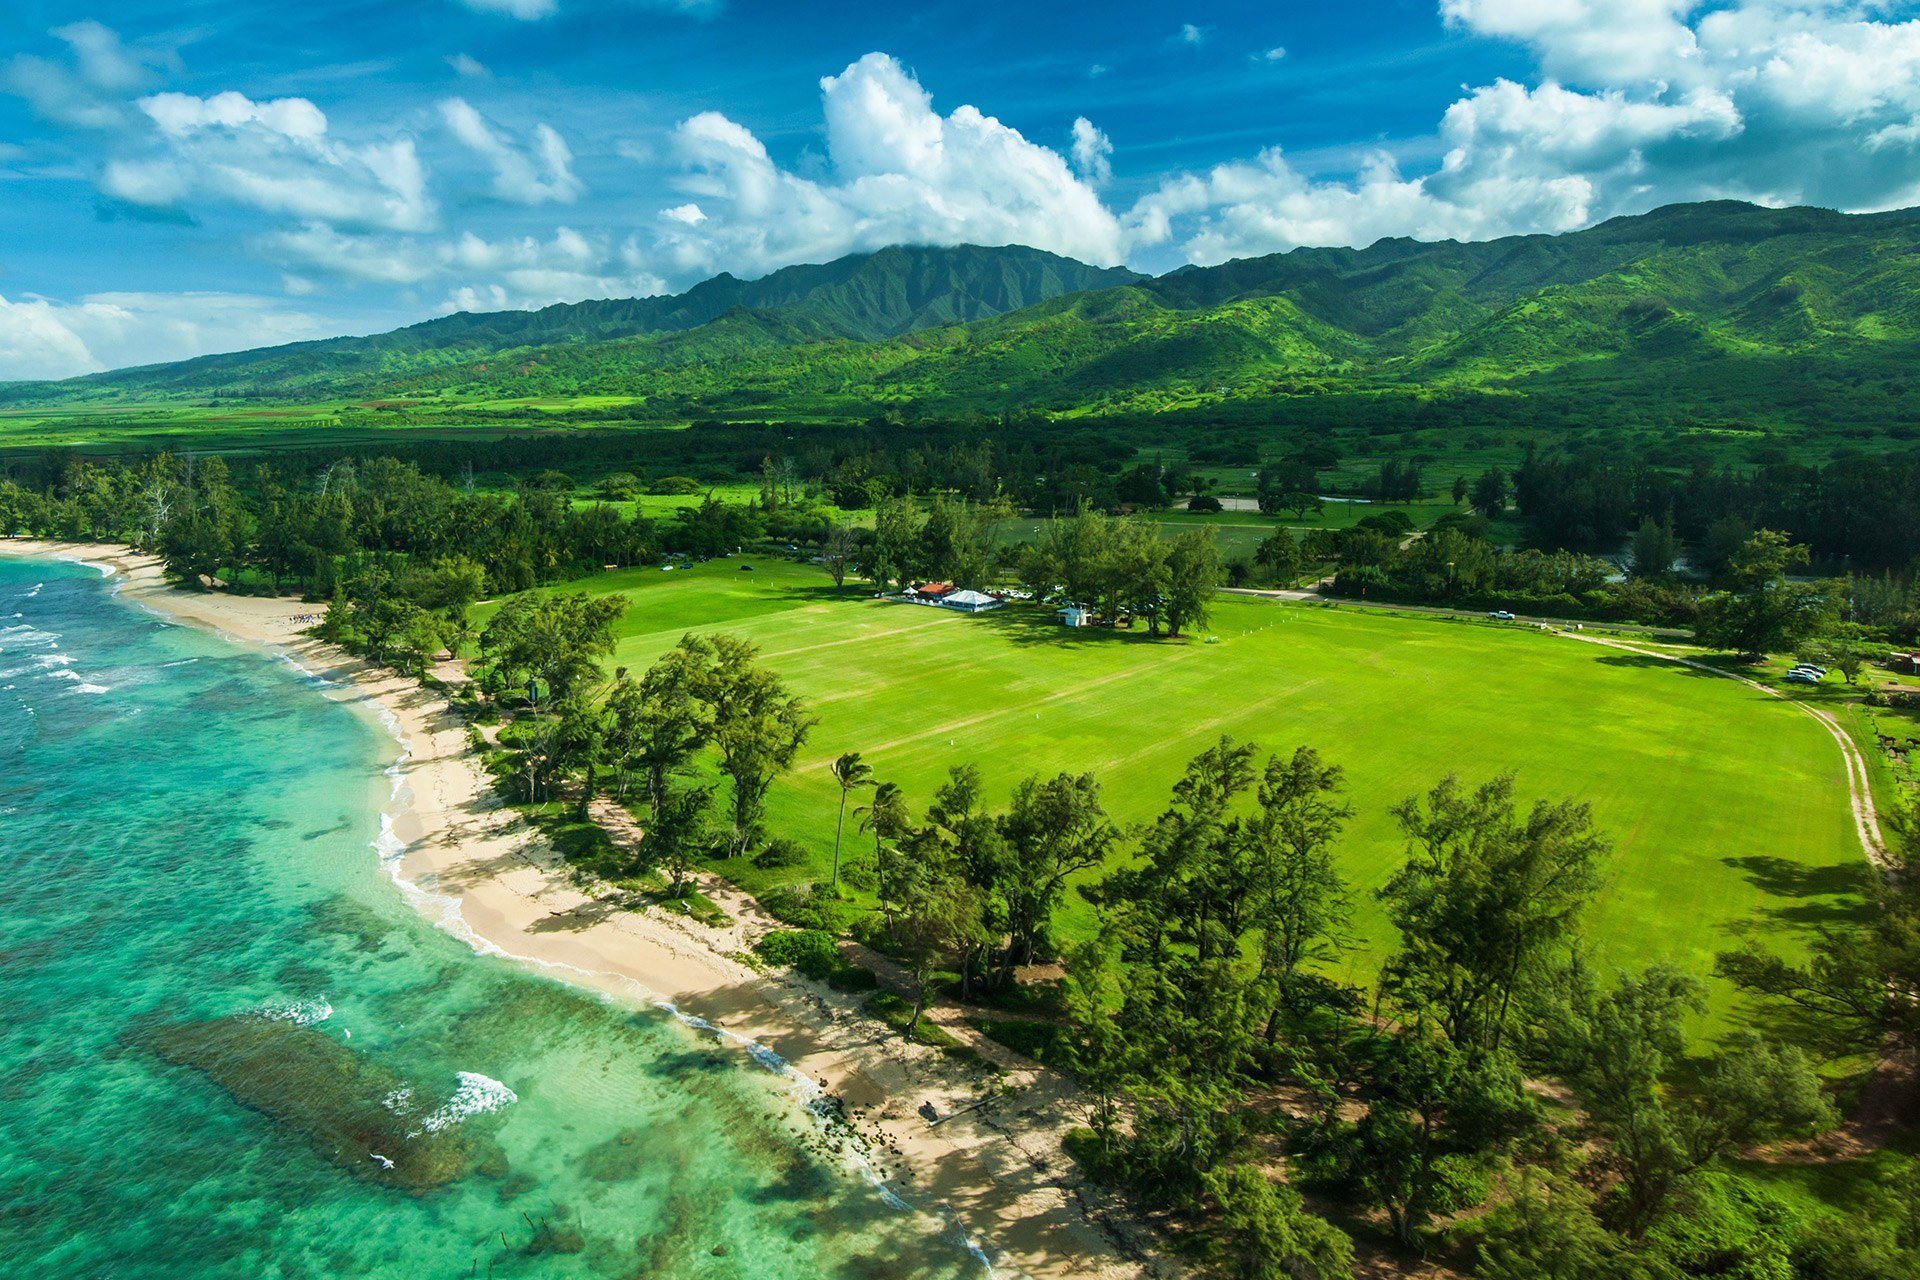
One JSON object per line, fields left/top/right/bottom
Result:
{"left": 1564, "top": 632, "right": 1885, "bottom": 865}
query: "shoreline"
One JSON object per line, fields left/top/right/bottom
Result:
{"left": 0, "top": 539, "right": 1156, "bottom": 1280}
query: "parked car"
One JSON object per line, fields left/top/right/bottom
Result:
{"left": 1488, "top": 610, "right": 1516, "bottom": 621}
{"left": 1784, "top": 670, "right": 1822, "bottom": 685}
{"left": 1791, "top": 664, "right": 1827, "bottom": 677}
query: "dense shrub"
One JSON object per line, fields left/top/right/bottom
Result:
{"left": 752, "top": 836, "right": 809, "bottom": 870}
{"left": 753, "top": 928, "right": 842, "bottom": 980}
{"left": 1354, "top": 510, "right": 1414, "bottom": 536}
{"left": 975, "top": 1018, "right": 1072, "bottom": 1065}
{"left": 759, "top": 883, "right": 853, "bottom": 932}
{"left": 1641, "top": 1172, "right": 1798, "bottom": 1280}
{"left": 826, "top": 965, "right": 879, "bottom": 993}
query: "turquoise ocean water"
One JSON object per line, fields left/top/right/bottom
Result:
{"left": 0, "top": 556, "right": 980, "bottom": 1279}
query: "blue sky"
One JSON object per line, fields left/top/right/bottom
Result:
{"left": 4, "top": 0, "right": 1920, "bottom": 378}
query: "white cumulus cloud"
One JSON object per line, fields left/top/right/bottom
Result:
{"left": 264, "top": 223, "right": 667, "bottom": 312}
{"left": 1071, "top": 117, "right": 1113, "bottom": 184}
{"left": 439, "top": 98, "right": 585, "bottom": 205}
{"left": 104, "top": 90, "right": 434, "bottom": 232}
{"left": 653, "top": 53, "right": 1126, "bottom": 278}
{"left": 436, "top": 228, "right": 667, "bottom": 312}
{"left": 1130, "top": 1, "right": 1920, "bottom": 262}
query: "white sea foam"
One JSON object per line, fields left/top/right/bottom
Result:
{"left": 382, "top": 1085, "right": 415, "bottom": 1115}
{"left": 71, "top": 682, "right": 110, "bottom": 695}
{"left": 0, "top": 624, "right": 57, "bottom": 647}
{"left": 257, "top": 996, "right": 334, "bottom": 1026}
{"left": 411, "top": 1072, "right": 517, "bottom": 1135}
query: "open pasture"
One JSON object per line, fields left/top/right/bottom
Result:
{"left": 531, "top": 559, "right": 1865, "bottom": 1016}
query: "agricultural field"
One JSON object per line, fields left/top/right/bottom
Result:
{"left": 495, "top": 557, "right": 1866, "bottom": 1021}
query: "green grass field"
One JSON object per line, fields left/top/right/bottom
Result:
{"left": 485, "top": 558, "right": 1865, "bottom": 1020}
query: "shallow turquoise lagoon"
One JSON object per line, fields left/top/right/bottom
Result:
{"left": 0, "top": 556, "right": 979, "bottom": 1278}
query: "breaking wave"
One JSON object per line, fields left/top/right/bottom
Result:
{"left": 411, "top": 1072, "right": 517, "bottom": 1135}
{"left": 255, "top": 996, "right": 334, "bottom": 1027}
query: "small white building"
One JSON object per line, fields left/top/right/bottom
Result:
{"left": 1058, "top": 605, "right": 1091, "bottom": 627}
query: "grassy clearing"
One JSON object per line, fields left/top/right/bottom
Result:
{"left": 498, "top": 558, "right": 1864, "bottom": 1023}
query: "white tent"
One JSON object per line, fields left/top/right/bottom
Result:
{"left": 940, "top": 589, "right": 1002, "bottom": 612}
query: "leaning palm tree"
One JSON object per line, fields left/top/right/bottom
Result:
{"left": 828, "top": 752, "right": 875, "bottom": 891}
{"left": 856, "top": 780, "right": 909, "bottom": 916}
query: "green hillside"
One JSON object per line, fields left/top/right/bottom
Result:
{"left": 8, "top": 201, "right": 1920, "bottom": 434}
{"left": 4, "top": 244, "right": 1137, "bottom": 406}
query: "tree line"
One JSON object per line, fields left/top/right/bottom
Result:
{"left": 776, "top": 734, "right": 1915, "bottom": 1280}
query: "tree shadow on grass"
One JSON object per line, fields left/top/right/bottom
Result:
{"left": 760, "top": 581, "right": 869, "bottom": 608}
{"left": 1722, "top": 854, "right": 1874, "bottom": 927}
{"left": 963, "top": 604, "right": 1190, "bottom": 650}
{"left": 1591, "top": 652, "right": 1724, "bottom": 679}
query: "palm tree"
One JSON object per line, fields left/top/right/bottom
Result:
{"left": 828, "top": 752, "right": 875, "bottom": 890}
{"left": 856, "top": 780, "right": 909, "bottom": 915}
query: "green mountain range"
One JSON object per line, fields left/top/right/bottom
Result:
{"left": 12, "top": 201, "right": 1920, "bottom": 430}
{"left": 11, "top": 244, "right": 1136, "bottom": 405}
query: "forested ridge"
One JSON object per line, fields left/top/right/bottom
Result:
{"left": 11, "top": 201, "right": 1920, "bottom": 437}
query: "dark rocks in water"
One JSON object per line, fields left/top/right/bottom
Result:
{"left": 302, "top": 895, "right": 404, "bottom": 951}
{"left": 521, "top": 1218, "right": 586, "bottom": 1256}
{"left": 580, "top": 1127, "right": 651, "bottom": 1183}
{"left": 140, "top": 1014, "right": 498, "bottom": 1189}
{"left": 496, "top": 1172, "right": 538, "bottom": 1203}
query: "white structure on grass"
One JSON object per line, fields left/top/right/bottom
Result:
{"left": 940, "top": 589, "right": 1002, "bottom": 613}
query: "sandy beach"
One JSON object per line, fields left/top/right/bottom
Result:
{"left": 0, "top": 539, "right": 1159, "bottom": 1280}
